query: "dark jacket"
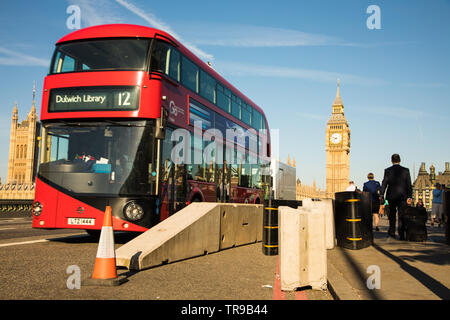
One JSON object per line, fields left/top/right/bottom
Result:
{"left": 381, "top": 164, "right": 412, "bottom": 202}
{"left": 363, "top": 180, "right": 381, "bottom": 202}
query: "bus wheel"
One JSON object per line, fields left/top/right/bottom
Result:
{"left": 85, "top": 229, "right": 101, "bottom": 239}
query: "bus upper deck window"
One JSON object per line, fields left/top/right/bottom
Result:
{"left": 51, "top": 39, "right": 150, "bottom": 74}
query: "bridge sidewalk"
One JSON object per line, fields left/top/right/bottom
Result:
{"left": 326, "top": 216, "right": 450, "bottom": 300}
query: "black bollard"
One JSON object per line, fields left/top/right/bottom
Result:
{"left": 262, "top": 206, "right": 279, "bottom": 255}
{"left": 262, "top": 200, "right": 302, "bottom": 256}
{"left": 334, "top": 191, "right": 373, "bottom": 250}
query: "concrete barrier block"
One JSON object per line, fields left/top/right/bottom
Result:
{"left": 116, "top": 203, "right": 263, "bottom": 271}
{"left": 219, "top": 204, "right": 263, "bottom": 249}
{"left": 279, "top": 205, "right": 327, "bottom": 291}
{"left": 302, "top": 198, "right": 335, "bottom": 249}
{"left": 256, "top": 205, "right": 263, "bottom": 242}
{"left": 115, "top": 202, "right": 220, "bottom": 270}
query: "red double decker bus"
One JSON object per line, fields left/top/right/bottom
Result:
{"left": 32, "top": 24, "right": 271, "bottom": 234}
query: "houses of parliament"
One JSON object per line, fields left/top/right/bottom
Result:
{"left": 0, "top": 83, "right": 40, "bottom": 200}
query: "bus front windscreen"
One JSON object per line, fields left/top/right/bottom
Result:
{"left": 50, "top": 38, "right": 151, "bottom": 74}
{"left": 38, "top": 120, "right": 157, "bottom": 196}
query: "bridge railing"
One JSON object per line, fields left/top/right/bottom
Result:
{"left": 0, "top": 200, "right": 34, "bottom": 213}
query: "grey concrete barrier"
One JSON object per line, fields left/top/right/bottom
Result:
{"left": 278, "top": 204, "right": 327, "bottom": 291}
{"left": 115, "top": 202, "right": 263, "bottom": 270}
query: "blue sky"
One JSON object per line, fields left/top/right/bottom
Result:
{"left": 0, "top": 0, "right": 449, "bottom": 190}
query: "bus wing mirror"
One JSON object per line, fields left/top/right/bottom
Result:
{"left": 155, "top": 107, "right": 168, "bottom": 140}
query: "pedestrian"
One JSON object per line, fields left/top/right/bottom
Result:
{"left": 363, "top": 173, "right": 382, "bottom": 231}
{"left": 431, "top": 183, "right": 444, "bottom": 227}
{"left": 380, "top": 154, "right": 413, "bottom": 240}
{"left": 346, "top": 181, "right": 356, "bottom": 191}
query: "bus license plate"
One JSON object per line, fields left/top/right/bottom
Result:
{"left": 67, "top": 218, "right": 95, "bottom": 226}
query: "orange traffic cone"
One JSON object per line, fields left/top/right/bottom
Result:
{"left": 84, "top": 206, "right": 127, "bottom": 286}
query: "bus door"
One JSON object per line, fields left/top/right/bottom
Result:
{"left": 159, "top": 127, "right": 188, "bottom": 220}
{"left": 222, "top": 160, "right": 231, "bottom": 203}
{"left": 159, "top": 128, "right": 174, "bottom": 221}
{"left": 174, "top": 163, "right": 187, "bottom": 212}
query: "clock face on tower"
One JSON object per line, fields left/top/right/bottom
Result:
{"left": 330, "top": 132, "right": 342, "bottom": 144}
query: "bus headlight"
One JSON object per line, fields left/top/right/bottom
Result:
{"left": 32, "top": 201, "right": 43, "bottom": 216}
{"left": 123, "top": 201, "right": 144, "bottom": 221}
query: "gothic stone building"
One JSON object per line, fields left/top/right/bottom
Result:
{"left": 0, "top": 84, "right": 40, "bottom": 200}
{"left": 413, "top": 162, "right": 450, "bottom": 210}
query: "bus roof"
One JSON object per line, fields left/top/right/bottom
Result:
{"left": 56, "top": 24, "right": 267, "bottom": 121}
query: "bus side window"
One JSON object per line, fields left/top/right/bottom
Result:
{"left": 240, "top": 154, "right": 252, "bottom": 188}
{"left": 61, "top": 55, "right": 75, "bottom": 73}
{"left": 181, "top": 56, "right": 199, "bottom": 93}
{"left": 52, "top": 51, "right": 62, "bottom": 73}
{"left": 151, "top": 41, "right": 169, "bottom": 74}
{"left": 168, "top": 48, "right": 180, "bottom": 81}
{"left": 251, "top": 161, "right": 261, "bottom": 189}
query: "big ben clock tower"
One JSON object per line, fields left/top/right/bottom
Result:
{"left": 325, "top": 80, "right": 350, "bottom": 198}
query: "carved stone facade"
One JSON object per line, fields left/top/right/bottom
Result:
{"left": 412, "top": 162, "right": 450, "bottom": 209}
{"left": 325, "top": 80, "right": 350, "bottom": 198}
{"left": 296, "top": 178, "right": 327, "bottom": 200}
{"left": 0, "top": 83, "right": 40, "bottom": 200}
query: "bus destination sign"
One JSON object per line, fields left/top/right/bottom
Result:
{"left": 49, "top": 86, "right": 140, "bottom": 112}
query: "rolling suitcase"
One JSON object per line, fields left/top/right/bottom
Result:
{"left": 404, "top": 207, "right": 427, "bottom": 242}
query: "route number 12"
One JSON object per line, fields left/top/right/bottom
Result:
{"left": 118, "top": 92, "right": 131, "bottom": 106}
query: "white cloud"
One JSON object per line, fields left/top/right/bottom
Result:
{"left": 296, "top": 112, "right": 327, "bottom": 121}
{"left": 402, "top": 82, "right": 447, "bottom": 88}
{"left": 69, "top": 0, "right": 214, "bottom": 61}
{"left": 68, "top": 0, "right": 123, "bottom": 26}
{"left": 361, "top": 106, "right": 431, "bottom": 119}
{"left": 114, "top": 0, "right": 213, "bottom": 61}
{"left": 189, "top": 24, "right": 349, "bottom": 48}
{"left": 0, "top": 47, "right": 49, "bottom": 67}
{"left": 215, "top": 61, "right": 387, "bottom": 86}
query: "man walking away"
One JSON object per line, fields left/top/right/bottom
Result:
{"left": 380, "top": 154, "right": 413, "bottom": 240}
{"left": 431, "top": 183, "right": 444, "bottom": 227}
{"left": 363, "top": 173, "right": 382, "bottom": 231}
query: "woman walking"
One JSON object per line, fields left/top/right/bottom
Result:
{"left": 363, "top": 173, "right": 382, "bottom": 231}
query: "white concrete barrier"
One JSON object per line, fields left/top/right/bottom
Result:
{"left": 301, "top": 198, "right": 335, "bottom": 249}
{"left": 115, "top": 203, "right": 263, "bottom": 270}
{"left": 278, "top": 204, "right": 327, "bottom": 291}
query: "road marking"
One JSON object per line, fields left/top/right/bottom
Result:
{"left": 273, "top": 256, "right": 285, "bottom": 300}
{"left": 272, "top": 256, "right": 308, "bottom": 300}
{"left": 295, "top": 290, "right": 308, "bottom": 300}
{"left": 0, "top": 227, "right": 17, "bottom": 231}
{"left": 0, "top": 239, "right": 49, "bottom": 248}
{"left": 0, "top": 232, "right": 88, "bottom": 248}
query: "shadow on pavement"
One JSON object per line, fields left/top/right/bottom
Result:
{"left": 372, "top": 244, "right": 450, "bottom": 300}
{"left": 338, "top": 247, "right": 383, "bottom": 300}
{"left": 387, "top": 248, "right": 450, "bottom": 266}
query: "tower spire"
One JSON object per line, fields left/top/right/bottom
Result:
{"left": 333, "top": 79, "right": 343, "bottom": 106}
{"left": 31, "top": 80, "right": 36, "bottom": 114}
